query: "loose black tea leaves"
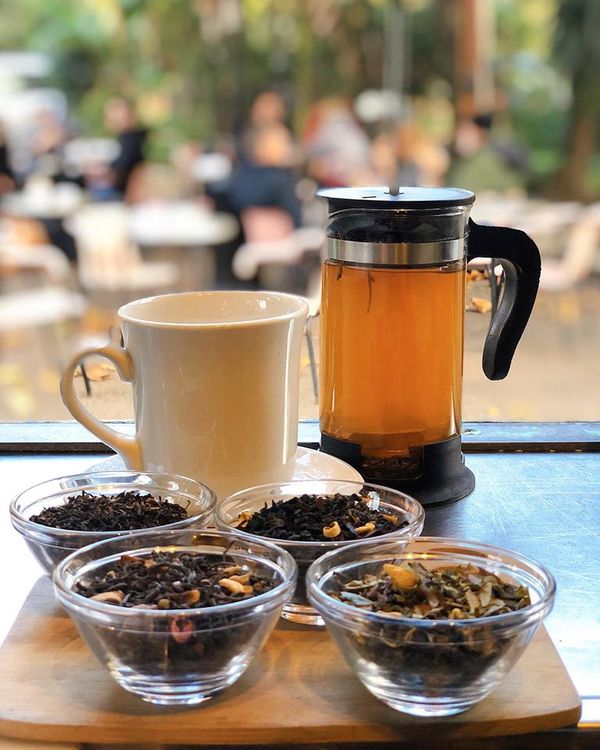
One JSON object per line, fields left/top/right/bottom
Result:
{"left": 76, "top": 550, "right": 275, "bottom": 609}
{"left": 30, "top": 490, "right": 189, "bottom": 531}
{"left": 73, "top": 551, "right": 282, "bottom": 682}
{"left": 236, "top": 493, "right": 408, "bottom": 542}
{"left": 331, "top": 561, "right": 531, "bottom": 619}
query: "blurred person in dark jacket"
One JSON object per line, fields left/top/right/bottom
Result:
{"left": 103, "top": 97, "right": 148, "bottom": 197}
{"left": 227, "top": 123, "right": 302, "bottom": 228}
{"left": 0, "top": 121, "right": 15, "bottom": 194}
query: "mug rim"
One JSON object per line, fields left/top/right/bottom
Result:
{"left": 118, "top": 290, "right": 309, "bottom": 329}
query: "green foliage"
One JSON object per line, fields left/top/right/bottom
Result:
{"left": 586, "top": 153, "right": 600, "bottom": 194}
{"left": 553, "top": 0, "right": 600, "bottom": 114}
{"left": 408, "top": 0, "right": 454, "bottom": 94}
{"left": 496, "top": 0, "right": 556, "bottom": 57}
{"left": 0, "top": 0, "right": 597, "bottom": 194}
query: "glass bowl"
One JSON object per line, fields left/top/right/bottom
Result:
{"left": 10, "top": 471, "right": 216, "bottom": 575}
{"left": 306, "top": 536, "right": 555, "bottom": 717}
{"left": 53, "top": 529, "right": 296, "bottom": 705}
{"left": 215, "top": 480, "right": 424, "bottom": 626}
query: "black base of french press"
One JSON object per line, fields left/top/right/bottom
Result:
{"left": 320, "top": 433, "right": 475, "bottom": 507}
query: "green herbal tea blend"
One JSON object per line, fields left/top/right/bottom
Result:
{"left": 332, "top": 561, "right": 531, "bottom": 618}
{"left": 30, "top": 490, "right": 188, "bottom": 531}
{"left": 236, "top": 493, "right": 408, "bottom": 542}
{"left": 328, "top": 561, "right": 532, "bottom": 691}
{"left": 76, "top": 550, "right": 275, "bottom": 609}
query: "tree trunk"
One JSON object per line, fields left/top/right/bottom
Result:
{"left": 293, "top": 3, "right": 315, "bottom": 133}
{"left": 549, "top": 108, "right": 597, "bottom": 201}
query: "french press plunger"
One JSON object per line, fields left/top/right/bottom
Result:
{"left": 318, "top": 187, "right": 541, "bottom": 505}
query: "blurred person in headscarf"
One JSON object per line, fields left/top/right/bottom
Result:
{"left": 371, "top": 120, "right": 449, "bottom": 188}
{"left": 232, "top": 90, "right": 296, "bottom": 164}
{"left": 303, "top": 98, "right": 373, "bottom": 187}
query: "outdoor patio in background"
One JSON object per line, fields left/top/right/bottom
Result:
{"left": 0, "top": 0, "right": 599, "bottom": 425}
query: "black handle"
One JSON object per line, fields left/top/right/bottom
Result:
{"left": 467, "top": 218, "right": 541, "bottom": 380}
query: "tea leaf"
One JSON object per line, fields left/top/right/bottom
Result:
{"left": 237, "top": 493, "right": 408, "bottom": 542}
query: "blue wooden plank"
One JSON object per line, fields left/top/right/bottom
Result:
{"left": 0, "top": 420, "right": 598, "bottom": 452}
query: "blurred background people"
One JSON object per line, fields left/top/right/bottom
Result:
{"left": 228, "top": 122, "right": 301, "bottom": 228}
{"left": 0, "top": 121, "right": 15, "bottom": 195}
{"left": 103, "top": 97, "right": 148, "bottom": 199}
{"left": 30, "top": 108, "right": 70, "bottom": 182}
{"left": 249, "top": 91, "right": 288, "bottom": 129}
{"left": 0, "top": 1, "right": 598, "bottom": 423}
{"left": 371, "top": 120, "right": 450, "bottom": 188}
{"left": 446, "top": 114, "right": 527, "bottom": 193}
{"left": 303, "top": 98, "right": 373, "bottom": 187}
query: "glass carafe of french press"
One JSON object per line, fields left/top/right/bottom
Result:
{"left": 319, "top": 187, "right": 541, "bottom": 505}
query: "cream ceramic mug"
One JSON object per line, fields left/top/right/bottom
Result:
{"left": 61, "top": 291, "right": 308, "bottom": 497}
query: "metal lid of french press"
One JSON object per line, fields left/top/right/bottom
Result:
{"left": 319, "top": 186, "right": 475, "bottom": 267}
{"left": 318, "top": 186, "right": 475, "bottom": 210}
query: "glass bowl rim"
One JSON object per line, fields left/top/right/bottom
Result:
{"left": 53, "top": 528, "right": 298, "bottom": 618}
{"left": 306, "top": 535, "right": 556, "bottom": 628}
{"left": 10, "top": 470, "right": 217, "bottom": 539}
{"left": 215, "top": 479, "right": 425, "bottom": 548}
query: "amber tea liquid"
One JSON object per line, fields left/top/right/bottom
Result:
{"left": 320, "top": 259, "right": 466, "bottom": 461}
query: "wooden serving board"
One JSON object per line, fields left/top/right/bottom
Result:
{"left": 0, "top": 578, "right": 581, "bottom": 746}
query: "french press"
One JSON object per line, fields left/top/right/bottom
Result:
{"left": 318, "top": 187, "right": 541, "bottom": 505}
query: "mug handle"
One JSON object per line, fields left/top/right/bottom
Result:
{"left": 60, "top": 344, "right": 143, "bottom": 469}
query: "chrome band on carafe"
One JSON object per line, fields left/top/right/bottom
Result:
{"left": 328, "top": 238, "right": 463, "bottom": 267}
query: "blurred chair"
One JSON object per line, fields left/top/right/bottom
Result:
{"left": 242, "top": 207, "right": 294, "bottom": 243}
{"left": 520, "top": 202, "right": 583, "bottom": 238}
{"left": 0, "top": 243, "right": 71, "bottom": 288}
{"left": 467, "top": 257, "right": 502, "bottom": 316}
{"left": 0, "top": 274, "right": 87, "bottom": 376}
{"left": 233, "top": 207, "right": 324, "bottom": 401}
{"left": 232, "top": 207, "right": 324, "bottom": 291}
{"left": 467, "top": 207, "right": 600, "bottom": 338}
{"left": 540, "top": 207, "right": 600, "bottom": 293}
{"left": 0, "top": 223, "right": 89, "bottom": 385}
{"left": 66, "top": 203, "right": 179, "bottom": 308}
{"left": 537, "top": 207, "right": 600, "bottom": 343}
{"left": 0, "top": 286, "right": 86, "bottom": 332}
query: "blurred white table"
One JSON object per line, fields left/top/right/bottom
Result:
{"left": 1, "top": 183, "right": 84, "bottom": 220}
{"left": 129, "top": 201, "right": 238, "bottom": 289}
{"left": 470, "top": 197, "right": 584, "bottom": 260}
